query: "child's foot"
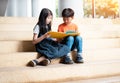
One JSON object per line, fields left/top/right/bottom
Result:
{"left": 40, "top": 59, "right": 51, "bottom": 66}
{"left": 63, "top": 56, "right": 74, "bottom": 64}
{"left": 29, "top": 59, "right": 39, "bottom": 67}
{"left": 76, "top": 54, "right": 84, "bottom": 63}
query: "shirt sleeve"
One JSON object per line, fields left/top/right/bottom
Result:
{"left": 33, "top": 25, "right": 40, "bottom": 34}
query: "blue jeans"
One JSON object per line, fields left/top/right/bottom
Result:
{"left": 63, "top": 36, "right": 83, "bottom": 53}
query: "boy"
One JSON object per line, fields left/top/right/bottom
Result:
{"left": 58, "top": 8, "right": 84, "bottom": 64}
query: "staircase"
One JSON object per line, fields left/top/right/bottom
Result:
{"left": 0, "top": 17, "right": 120, "bottom": 83}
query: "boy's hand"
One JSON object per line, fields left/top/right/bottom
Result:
{"left": 57, "top": 38, "right": 63, "bottom": 43}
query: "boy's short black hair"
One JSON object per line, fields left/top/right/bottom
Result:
{"left": 62, "top": 8, "right": 74, "bottom": 17}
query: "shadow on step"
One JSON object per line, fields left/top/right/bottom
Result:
{"left": 18, "top": 41, "right": 36, "bottom": 52}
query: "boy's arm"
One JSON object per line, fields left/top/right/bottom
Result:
{"left": 58, "top": 27, "right": 62, "bottom": 32}
{"left": 57, "top": 25, "right": 64, "bottom": 42}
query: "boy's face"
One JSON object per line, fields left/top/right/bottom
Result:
{"left": 63, "top": 17, "right": 73, "bottom": 25}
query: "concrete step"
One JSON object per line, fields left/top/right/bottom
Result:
{"left": 79, "top": 24, "right": 120, "bottom": 31}
{"left": 0, "top": 41, "right": 35, "bottom": 53}
{"left": 0, "top": 48, "right": 120, "bottom": 67}
{"left": 0, "top": 52, "right": 37, "bottom": 67}
{"left": 0, "top": 38, "right": 119, "bottom": 53}
{"left": 62, "top": 75, "right": 120, "bottom": 83}
{"left": 81, "top": 31, "right": 120, "bottom": 39}
{"left": 0, "top": 60, "right": 120, "bottom": 83}
{"left": 83, "top": 38, "right": 120, "bottom": 49}
{"left": 0, "top": 31, "right": 32, "bottom": 40}
{"left": 0, "top": 24, "right": 34, "bottom": 31}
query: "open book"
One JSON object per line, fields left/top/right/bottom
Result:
{"left": 48, "top": 31, "right": 80, "bottom": 38}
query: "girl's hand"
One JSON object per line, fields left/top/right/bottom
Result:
{"left": 44, "top": 32, "right": 51, "bottom": 38}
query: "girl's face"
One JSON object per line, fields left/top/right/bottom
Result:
{"left": 63, "top": 17, "right": 73, "bottom": 25}
{"left": 46, "top": 15, "right": 53, "bottom": 24}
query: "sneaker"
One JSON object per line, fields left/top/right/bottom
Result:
{"left": 63, "top": 56, "right": 74, "bottom": 64}
{"left": 76, "top": 54, "right": 84, "bottom": 63}
{"left": 29, "top": 59, "right": 39, "bottom": 67}
{"left": 40, "top": 59, "right": 51, "bottom": 66}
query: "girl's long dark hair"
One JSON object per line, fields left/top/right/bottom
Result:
{"left": 37, "top": 8, "right": 53, "bottom": 34}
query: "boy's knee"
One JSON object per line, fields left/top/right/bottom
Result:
{"left": 75, "top": 36, "right": 82, "bottom": 41}
{"left": 67, "top": 36, "right": 74, "bottom": 41}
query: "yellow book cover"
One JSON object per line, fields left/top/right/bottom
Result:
{"left": 48, "top": 31, "right": 80, "bottom": 38}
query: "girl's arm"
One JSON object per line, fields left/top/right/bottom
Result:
{"left": 32, "top": 32, "right": 50, "bottom": 45}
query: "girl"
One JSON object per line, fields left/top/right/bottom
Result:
{"left": 29, "top": 8, "right": 70, "bottom": 67}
